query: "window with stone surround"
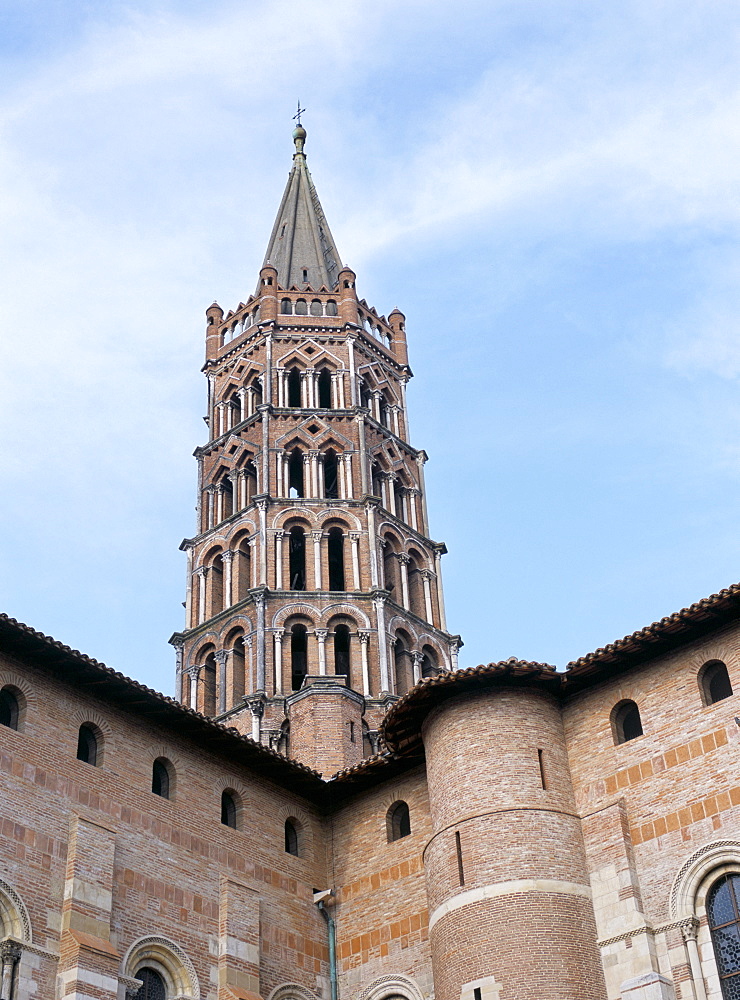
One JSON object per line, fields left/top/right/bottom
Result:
{"left": 708, "top": 873, "right": 740, "bottom": 998}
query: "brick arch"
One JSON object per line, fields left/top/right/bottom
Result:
{"left": 121, "top": 935, "right": 200, "bottom": 999}
{"left": 273, "top": 604, "right": 321, "bottom": 628}
{"left": 185, "top": 632, "right": 218, "bottom": 668}
{"left": 386, "top": 617, "right": 420, "bottom": 645}
{"left": 376, "top": 522, "right": 413, "bottom": 548}
{"left": 670, "top": 840, "right": 740, "bottom": 919}
{"left": 226, "top": 523, "right": 257, "bottom": 547}
{"left": 0, "top": 671, "right": 35, "bottom": 711}
{"left": 320, "top": 604, "right": 371, "bottom": 629}
{"left": 192, "top": 641, "right": 216, "bottom": 666}
{"left": 0, "top": 875, "right": 32, "bottom": 942}
{"left": 270, "top": 507, "right": 319, "bottom": 530}
{"left": 358, "top": 974, "right": 425, "bottom": 1000}
{"left": 318, "top": 510, "right": 362, "bottom": 530}
{"left": 70, "top": 708, "right": 114, "bottom": 743}
{"left": 268, "top": 983, "right": 319, "bottom": 1000}
{"left": 198, "top": 543, "right": 225, "bottom": 569}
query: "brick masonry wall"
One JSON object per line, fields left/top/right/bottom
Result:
{"left": 421, "top": 687, "right": 607, "bottom": 1000}
{"left": 563, "top": 621, "right": 740, "bottom": 998}
{"left": 329, "top": 767, "right": 434, "bottom": 1000}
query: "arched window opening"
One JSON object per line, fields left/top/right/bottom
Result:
{"left": 208, "top": 555, "right": 224, "bottom": 617}
{"left": 288, "top": 448, "right": 304, "bottom": 498}
{"left": 231, "top": 636, "right": 246, "bottom": 702}
{"left": 387, "top": 801, "right": 411, "bottom": 842}
{"left": 708, "top": 873, "right": 740, "bottom": 996}
{"left": 289, "top": 527, "right": 306, "bottom": 591}
{"left": 421, "top": 646, "right": 438, "bottom": 678}
{"left": 408, "top": 557, "right": 425, "bottom": 619}
{"left": 371, "top": 463, "right": 384, "bottom": 500}
{"left": 203, "top": 655, "right": 217, "bottom": 716}
{"left": 220, "top": 477, "right": 233, "bottom": 520}
{"left": 383, "top": 547, "right": 397, "bottom": 596}
{"left": 250, "top": 376, "right": 263, "bottom": 408}
{"left": 612, "top": 700, "right": 643, "bottom": 745}
{"left": 76, "top": 724, "right": 99, "bottom": 766}
{"left": 700, "top": 659, "right": 733, "bottom": 706}
{"left": 280, "top": 298, "right": 293, "bottom": 314}
{"left": 394, "top": 635, "right": 413, "bottom": 696}
{"left": 295, "top": 299, "right": 308, "bottom": 316}
{"left": 0, "top": 687, "right": 19, "bottom": 730}
{"left": 134, "top": 967, "right": 167, "bottom": 1000}
{"left": 360, "top": 382, "right": 372, "bottom": 410}
{"left": 285, "top": 818, "right": 299, "bottom": 855}
{"left": 328, "top": 527, "right": 345, "bottom": 591}
{"left": 221, "top": 790, "right": 238, "bottom": 829}
{"left": 291, "top": 624, "right": 308, "bottom": 690}
{"left": 334, "top": 624, "right": 351, "bottom": 681}
{"left": 151, "top": 758, "right": 171, "bottom": 799}
{"left": 236, "top": 537, "right": 252, "bottom": 601}
{"left": 310, "top": 299, "right": 323, "bottom": 316}
{"left": 318, "top": 368, "right": 332, "bottom": 408}
{"left": 324, "top": 449, "right": 339, "bottom": 500}
{"left": 326, "top": 300, "right": 338, "bottom": 316}
{"left": 287, "top": 367, "right": 302, "bottom": 408}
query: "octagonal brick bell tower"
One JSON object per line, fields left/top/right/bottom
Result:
{"left": 170, "top": 123, "right": 462, "bottom": 775}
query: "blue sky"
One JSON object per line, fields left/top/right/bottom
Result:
{"left": 1, "top": 0, "right": 739, "bottom": 695}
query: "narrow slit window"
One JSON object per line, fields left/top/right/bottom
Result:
{"left": 538, "top": 748, "right": 547, "bottom": 789}
{"left": 455, "top": 830, "right": 465, "bottom": 886}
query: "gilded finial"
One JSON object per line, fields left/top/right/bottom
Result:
{"left": 292, "top": 100, "right": 307, "bottom": 155}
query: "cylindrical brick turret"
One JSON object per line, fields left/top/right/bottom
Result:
{"left": 337, "top": 267, "right": 358, "bottom": 326}
{"left": 259, "top": 265, "right": 278, "bottom": 322}
{"left": 205, "top": 301, "right": 224, "bottom": 360}
{"left": 388, "top": 307, "right": 408, "bottom": 365}
{"left": 420, "top": 681, "right": 607, "bottom": 1000}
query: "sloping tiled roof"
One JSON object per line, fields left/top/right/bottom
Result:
{"left": 381, "top": 659, "right": 559, "bottom": 756}
{"left": 564, "top": 581, "right": 740, "bottom": 691}
{"left": 0, "top": 614, "right": 326, "bottom": 801}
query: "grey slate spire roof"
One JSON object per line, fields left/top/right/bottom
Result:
{"left": 260, "top": 124, "right": 343, "bottom": 291}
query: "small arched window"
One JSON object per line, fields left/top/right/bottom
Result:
{"left": 708, "top": 873, "right": 740, "bottom": 996}
{"left": 203, "top": 655, "right": 217, "bottom": 716}
{"left": 295, "top": 299, "right": 308, "bottom": 315}
{"left": 291, "top": 624, "right": 308, "bottom": 690}
{"left": 285, "top": 818, "right": 299, "bottom": 856}
{"left": 700, "top": 660, "right": 733, "bottom": 706}
{"left": 280, "top": 298, "right": 293, "bottom": 314}
{"left": 152, "top": 758, "right": 171, "bottom": 799}
{"left": 221, "top": 790, "right": 238, "bottom": 829}
{"left": 326, "top": 300, "right": 338, "bottom": 316}
{"left": 387, "top": 801, "right": 411, "bottom": 842}
{"left": 77, "top": 724, "right": 99, "bottom": 766}
{"left": 289, "top": 448, "right": 304, "bottom": 498}
{"left": 0, "top": 687, "right": 20, "bottom": 730}
{"left": 612, "top": 700, "right": 643, "bottom": 745}
{"left": 324, "top": 449, "right": 339, "bottom": 499}
{"left": 327, "top": 527, "right": 345, "bottom": 591}
{"left": 134, "top": 967, "right": 167, "bottom": 1000}
{"left": 334, "top": 624, "right": 351, "bottom": 681}
{"left": 289, "top": 526, "right": 306, "bottom": 591}
{"left": 310, "top": 299, "right": 323, "bottom": 316}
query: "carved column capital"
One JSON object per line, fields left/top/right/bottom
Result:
{"left": 315, "top": 629, "right": 329, "bottom": 642}
{"left": 358, "top": 630, "right": 371, "bottom": 644}
{"left": 0, "top": 941, "right": 22, "bottom": 965}
{"left": 311, "top": 530, "right": 324, "bottom": 543}
{"left": 220, "top": 549, "right": 234, "bottom": 564}
{"left": 245, "top": 697, "right": 264, "bottom": 718}
{"left": 195, "top": 565, "right": 208, "bottom": 579}
{"left": 274, "top": 529, "right": 286, "bottom": 540}
{"left": 420, "top": 568, "right": 434, "bottom": 581}
{"left": 349, "top": 531, "right": 361, "bottom": 541}
{"left": 214, "top": 650, "right": 228, "bottom": 666}
{"left": 680, "top": 916, "right": 700, "bottom": 942}
{"left": 398, "top": 553, "right": 411, "bottom": 566}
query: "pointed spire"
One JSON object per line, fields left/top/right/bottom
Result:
{"left": 260, "top": 123, "right": 343, "bottom": 292}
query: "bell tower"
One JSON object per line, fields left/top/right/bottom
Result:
{"left": 170, "top": 124, "right": 462, "bottom": 774}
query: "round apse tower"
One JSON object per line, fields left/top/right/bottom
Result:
{"left": 382, "top": 660, "right": 607, "bottom": 1000}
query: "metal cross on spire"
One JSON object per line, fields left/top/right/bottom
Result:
{"left": 293, "top": 100, "right": 306, "bottom": 126}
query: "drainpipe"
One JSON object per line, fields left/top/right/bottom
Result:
{"left": 315, "top": 891, "right": 337, "bottom": 1000}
